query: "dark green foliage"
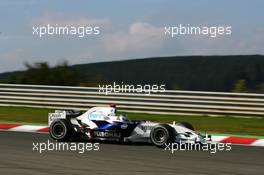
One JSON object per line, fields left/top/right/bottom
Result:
{"left": 0, "top": 55, "right": 264, "bottom": 92}
{"left": 0, "top": 61, "right": 78, "bottom": 86}
{"left": 71, "top": 55, "right": 264, "bottom": 92}
{"left": 232, "top": 79, "right": 249, "bottom": 93}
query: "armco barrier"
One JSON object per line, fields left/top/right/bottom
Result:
{"left": 0, "top": 83, "right": 264, "bottom": 116}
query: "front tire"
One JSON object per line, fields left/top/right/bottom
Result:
{"left": 49, "top": 119, "right": 72, "bottom": 141}
{"left": 150, "top": 124, "right": 176, "bottom": 147}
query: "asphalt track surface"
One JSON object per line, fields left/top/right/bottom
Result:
{"left": 0, "top": 132, "right": 264, "bottom": 175}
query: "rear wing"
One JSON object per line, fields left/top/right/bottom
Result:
{"left": 48, "top": 110, "right": 66, "bottom": 126}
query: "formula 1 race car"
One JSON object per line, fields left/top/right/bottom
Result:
{"left": 48, "top": 105, "right": 210, "bottom": 147}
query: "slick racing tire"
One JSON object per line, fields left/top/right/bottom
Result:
{"left": 177, "top": 121, "right": 194, "bottom": 131}
{"left": 150, "top": 124, "right": 176, "bottom": 147}
{"left": 49, "top": 119, "right": 72, "bottom": 141}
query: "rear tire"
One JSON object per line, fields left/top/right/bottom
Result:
{"left": 49, "top": 119, "right": 72, "bottom": 141}
{"left": 150, "top": 124, "right": 176, "bottom": 147}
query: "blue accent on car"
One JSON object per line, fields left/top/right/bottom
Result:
{"left": 91, "top": 120, "right": 142, "bottom": 138}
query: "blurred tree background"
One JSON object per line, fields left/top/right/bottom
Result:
{"left": 1, "top": 55, "right": 264, "bottom": 92}
{"left": 232, "top": 79, "right": 249, "bottom": 93}
{"left": 9, "top": 61, "right": 78, "bottom": 86}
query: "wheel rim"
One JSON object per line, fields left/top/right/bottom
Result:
{"left": 52, "top": 123, "right": 65, "bottom": 138}
{"left": 153, "top": 128, "right": 167, "bottom": 144}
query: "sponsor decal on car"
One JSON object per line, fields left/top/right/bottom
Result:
{"left": 94, "top": 131, "right": 121, "bottom": 138}
{"left": 121, "top": 124, "right": 128, "bottom": 129}
{"left": 139, "top": 125, "right": 153, "bottom": 132}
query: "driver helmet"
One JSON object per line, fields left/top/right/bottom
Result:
{"left": 110, "top": 104, "right": 117, "bottom": 113}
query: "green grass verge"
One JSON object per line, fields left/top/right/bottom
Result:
{"left": 0, "top": 106, "right": 52, "bottom": 124}
{"left": 0, "top": 106, "right": 264, "bottom": 136}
